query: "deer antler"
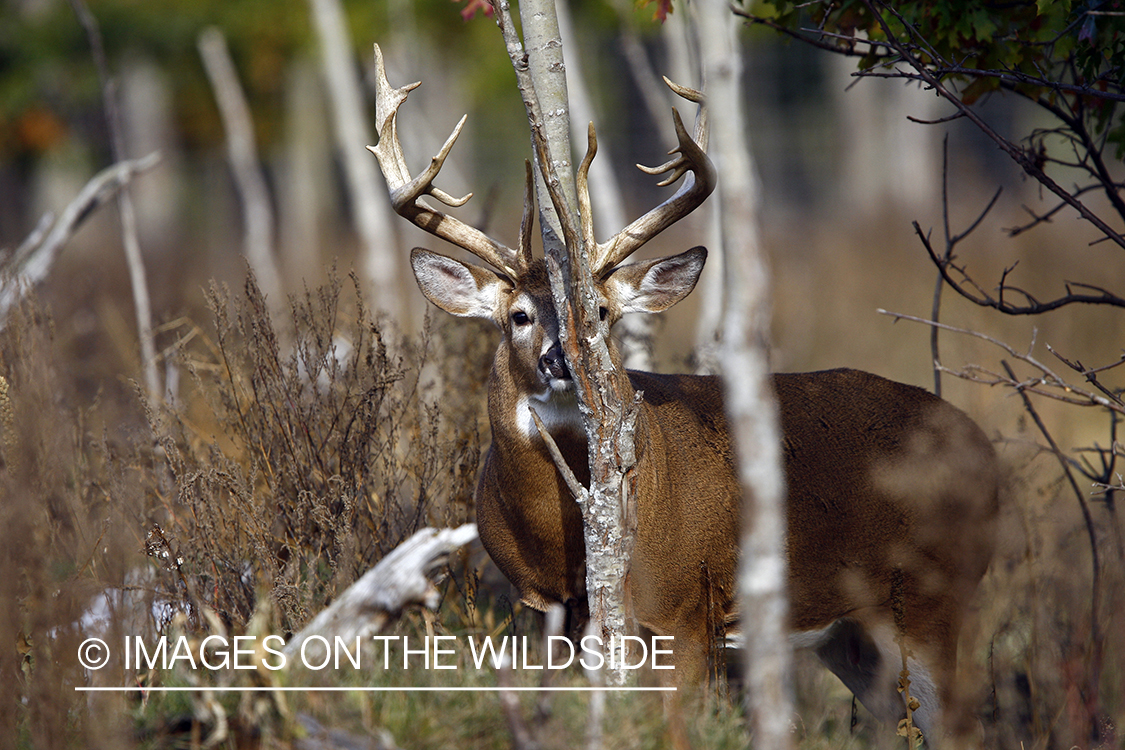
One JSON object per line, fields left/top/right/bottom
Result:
{"left": 586, "top": 79, "right": 715, "bottom": 276}
{"left": 369, "top": 44, "right": 523, "bottom": 278}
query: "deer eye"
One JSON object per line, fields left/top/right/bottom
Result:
{"left": 599, "top": 306, "right": 608, "bottom": 322}
{"left": 512, "top": 311, "right": 531, "bottom": 326}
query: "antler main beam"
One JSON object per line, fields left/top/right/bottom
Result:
{"left": 370, "top": 47, "right": 712, "bottom": 281}
{"left": 369, "top": 44, "right": 523, "bottom": 278}
{"left": 586, "top": 79, "right": 715, "bottom": 276}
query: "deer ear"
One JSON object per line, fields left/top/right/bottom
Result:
{"left": 606, "top": 246, "right": 707, "bottom": 314}
{"left": 411, "top": 248, "right": 506, "bottom": 320}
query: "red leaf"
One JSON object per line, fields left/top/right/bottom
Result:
{"left": 636, "top": 0, "right": 674, "bottom": 23}
{"left": 456, "top": 0, "right": 494, "bottom": 22}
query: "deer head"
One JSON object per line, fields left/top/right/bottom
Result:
{"left": 369, "top": 44, "right": 714, "bottom": 441}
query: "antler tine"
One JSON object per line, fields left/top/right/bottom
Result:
{"left": 591, "top": 79, "right": 715, "bottom": 275}
{"left": 516, "top": 160, "right": 535, "bottom": 273}
{"left": 661, "top": 77, "right": 707, "bottom": 152}
{"left": 369, "top": 44, "right": 520, "bottom": 278}
{"left": 576, "top": 122, "right": 598, "bottom": 255}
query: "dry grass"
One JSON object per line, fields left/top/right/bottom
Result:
{"left": 150, "top": 268, "right": 484, "bottom": 634}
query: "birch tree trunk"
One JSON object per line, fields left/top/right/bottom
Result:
{"left": 558, "top": 0, "right": 653, "bottom": 371}
{"left": 494, "top": 0, "right": 637, "bottom": 686}
{"left": 198, "top": 28, "right": 285, "bottom": 315}
{"left": 307, "top": 0, "right": 402, "bottom": 318}
{"left": 697, "top": 3, "right": 795, "bottom": 745}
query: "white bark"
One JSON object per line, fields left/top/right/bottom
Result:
{"left": 557, "top": 0, "right": 651, "bottom": 370}
{"left": 307, "top": 0, "right": 401, "bottom": 317}
{"left": 697, "top": 3, "right": 794, "bottom": 745}
{"left": 198, "top": 28, "right": 284, "bottom": 312}
{"left": 495, "top": 0, "right": 636, "bottom": 688}
{"left": 515, "top": 0, "right": 577, "bottom": 255}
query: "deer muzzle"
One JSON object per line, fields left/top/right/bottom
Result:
{"left": 538, "top": 344, "right": 571, "bottom": 383}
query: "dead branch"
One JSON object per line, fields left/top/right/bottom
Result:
{"left": 915, "top": 221, "right": 1125, "bottom": 314}
{"left": 999, "top": 360, "right": 1103, "bottom": 698}
{"left": 1047, "top": 347, "right": 1125, "bottom": 408}
{"left": 876, "top": 309, "right": 1125, "bottom": 417}
{"left": 0, "top": 153, "right": 161, "bottom": 323}
{"left": 68, "top": 0, "right": 160, "bottom": 401}
{"left": 283, "top": 524, "right": 478, "bottom": 663}
{"left": 927, "top": 135, "right": 1004, "bottom": 396}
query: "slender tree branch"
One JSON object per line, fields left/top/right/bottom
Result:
{"left": 916, "top": 221, "right": 1125, "bottom": 313}
{"left": 862, "top": 0, "right": 1125, "bottom": 250}
{"left": 1047, "top": 347, "right": 1125, "bottom": 408}
{"left": 68, "top": 0, "right": 160, "bottom": 402}
{"left": 1004, "top": 184, "right": 1109, "bottom": 237}
{"left": 878, "top": 309, "right": 1125, "bottom": 417}
{"left": 0, "top": 153, "right": 161, "bottom": 322}
{"left": 528, "top": 407, "right": 586, "bottom": 500}
{"left": 1000, "top": 359, "right": 1103, "bottom": 701}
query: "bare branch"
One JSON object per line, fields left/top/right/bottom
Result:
{"left": 999, "top": 360, "right": 1103, "bottom": 681}
{"left": 915, "top": 220, "right": 1125, "bottom": 313}
{"left": 877, "top": 309, "right": 1125, "bottom": 417}
{"left": 1047, "top": 346, "right": 1125, "bottom": 408}
{"left": 0, "top": 153, "right": 161, "bottom": 323}
{"left": 68, "top": 0, "right": 160, "bottom": 401}
{"left": 1004, "top": 184, "right": 1111, "bottom": 237}
{"left": 528, "top": 407, "right": 586, "bottom": 501}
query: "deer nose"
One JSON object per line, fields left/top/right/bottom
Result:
{"left": 539, "top": 344, "right": 570, "bottom": 380}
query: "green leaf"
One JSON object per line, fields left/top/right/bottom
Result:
{"left": 1036, "top": 0, "right": 1071, "bottom": 16}
{"left": 754, "top": 2, "right": 780, "bottom": 20}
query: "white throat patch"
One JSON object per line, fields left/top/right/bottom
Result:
{"left": 515, "top": 388, "right": 584, "bottom": 440}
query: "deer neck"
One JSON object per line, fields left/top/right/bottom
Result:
{"left": 488, "top": 349, "right": 657, "bottom": 490}
{"left": 490, "top": 364, "right": 583, "bottom": 442}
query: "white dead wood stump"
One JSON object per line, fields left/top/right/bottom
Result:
{"left": 284, "top": 523, "right": 478, "bottom": 663}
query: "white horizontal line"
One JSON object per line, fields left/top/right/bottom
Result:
{"left": 75, "top": 686, "right": 676, "bottom": 693}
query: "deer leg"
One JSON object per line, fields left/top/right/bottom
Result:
{"left": 813, "top": 616, "right": 947, "bottom": 741}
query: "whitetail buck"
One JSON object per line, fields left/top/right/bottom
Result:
{"left": 370, "top": 46, "right": 998, "bottom": 742}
